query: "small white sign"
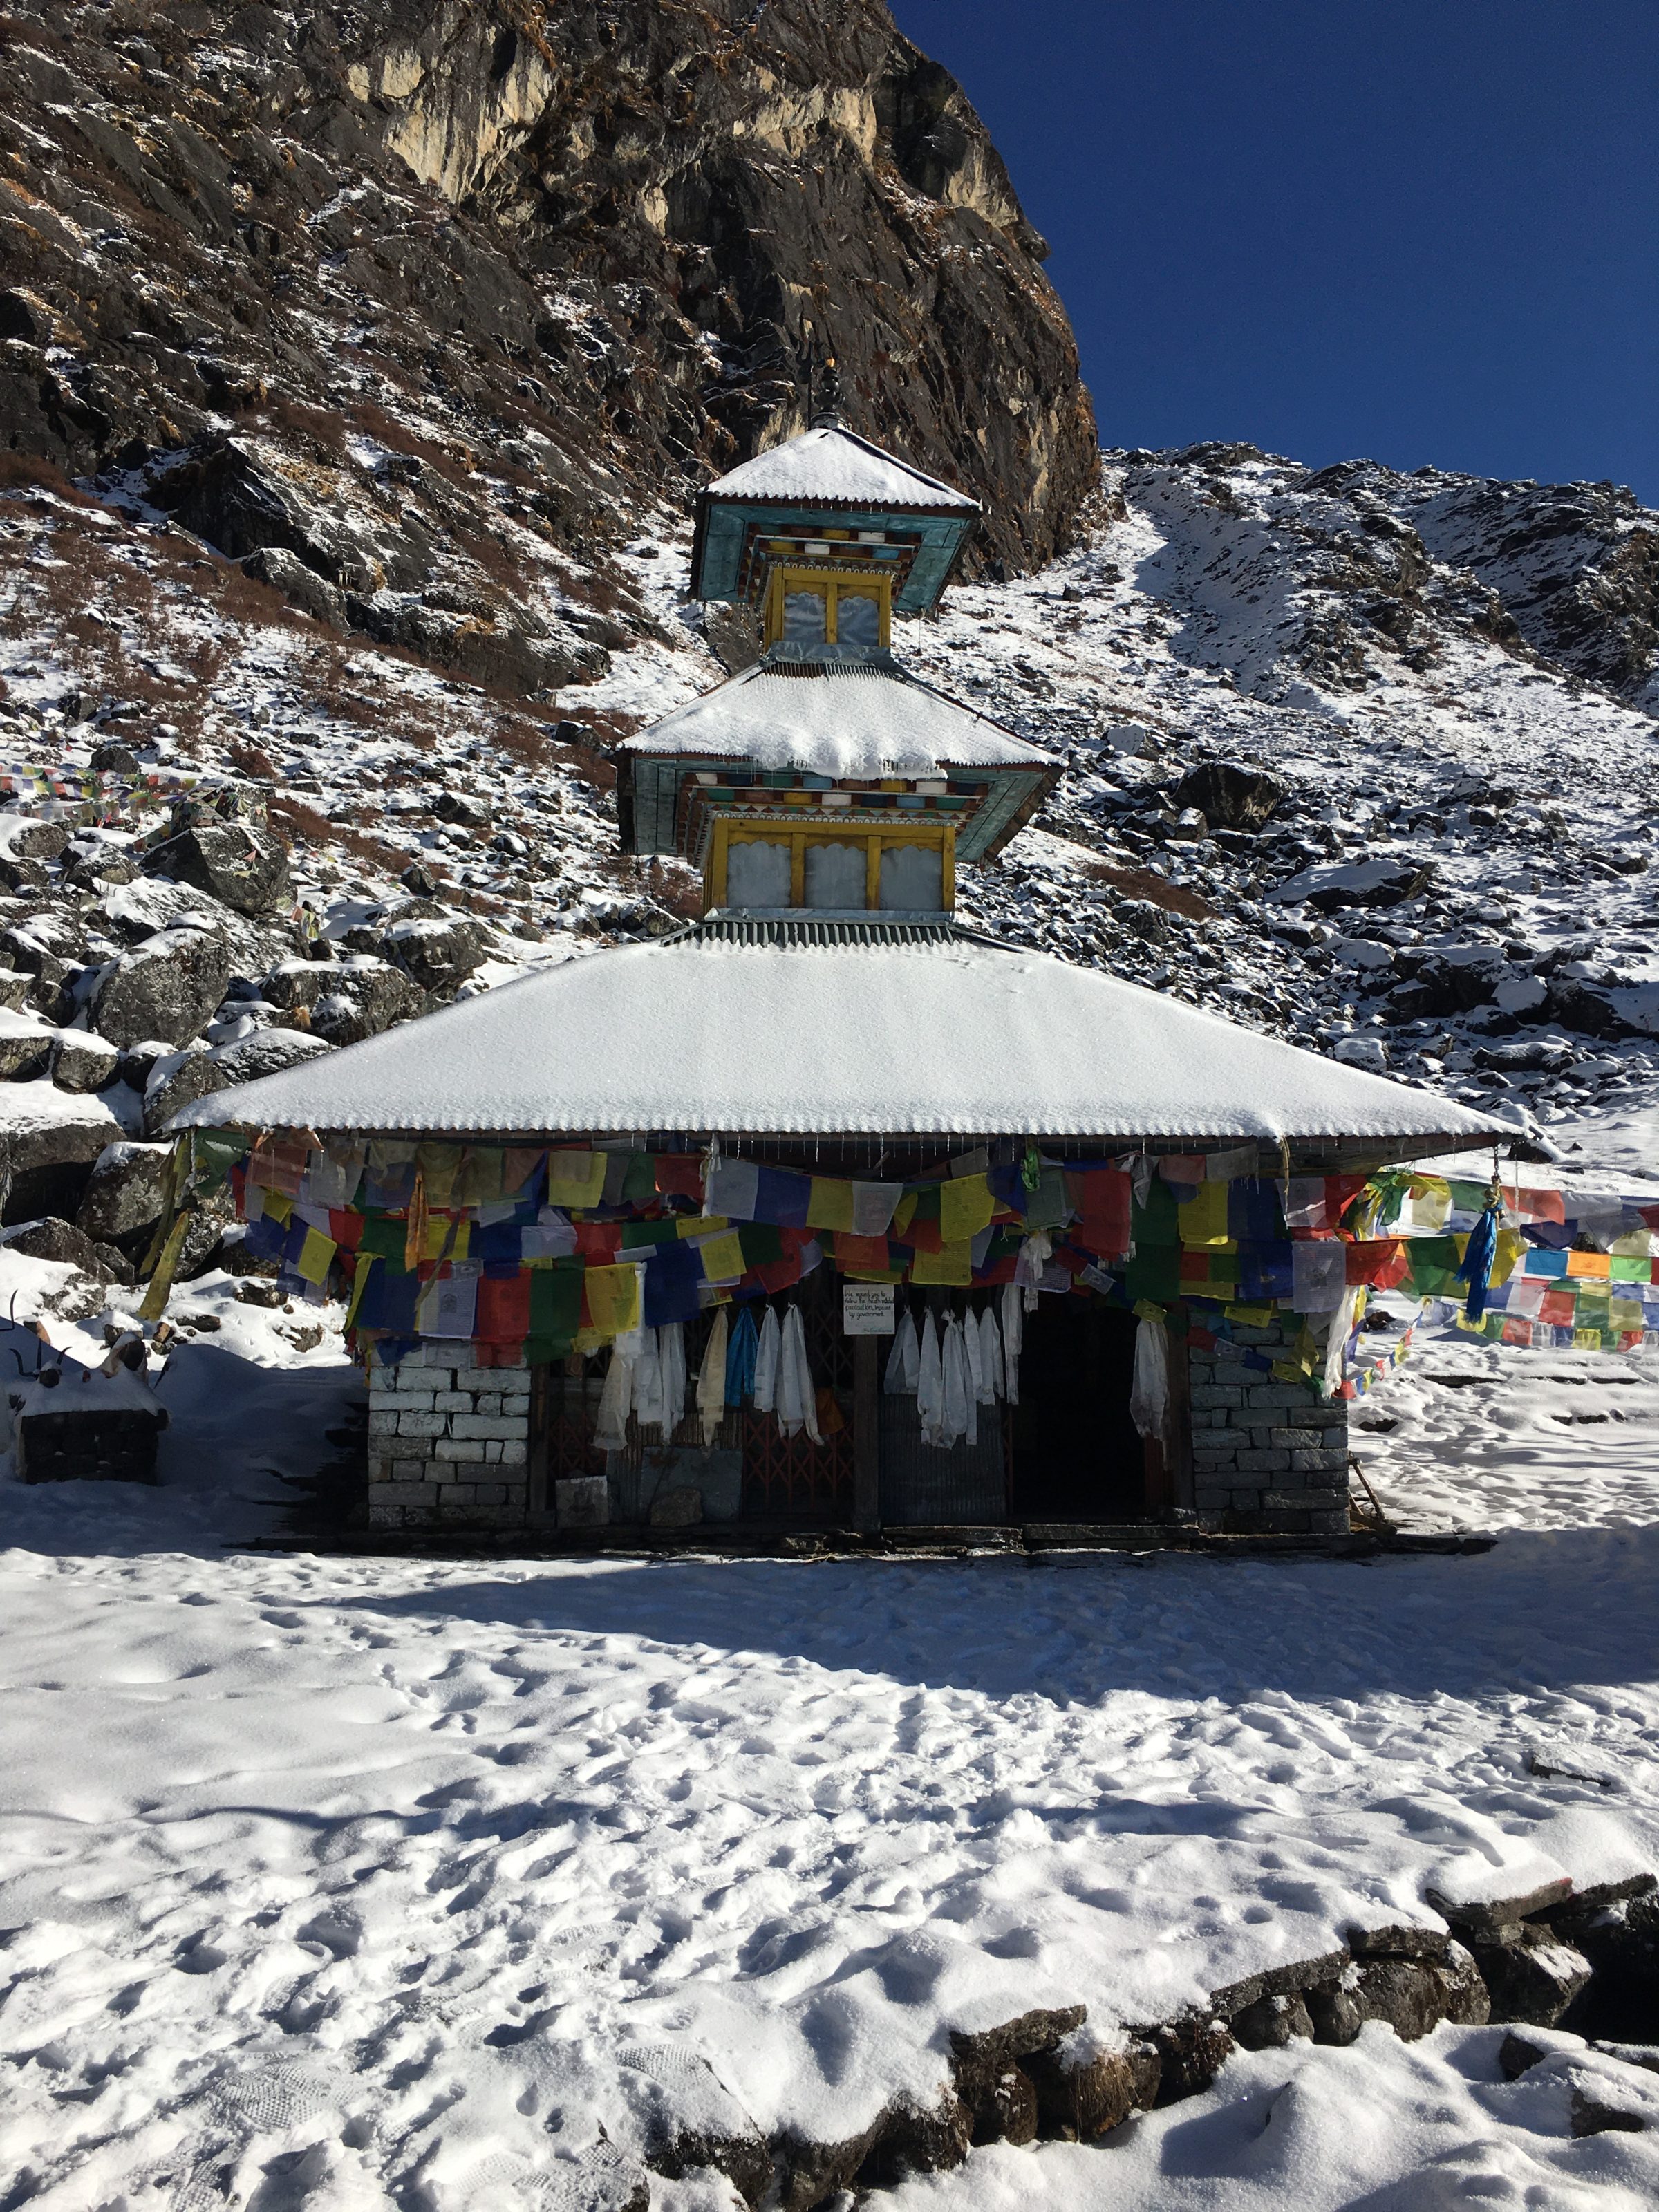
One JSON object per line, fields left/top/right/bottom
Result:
{"left": 843, "top": 1283, "right": 895, "bottom": 1335}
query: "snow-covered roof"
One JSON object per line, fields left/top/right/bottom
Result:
{"left": 704, "top": 424, "right": 979, "bottom": 512}
{"left": 171, "top": 926, "right": 1512, "bottom": 1150}
{"left": 622, "top": 661, "right": 1055, "bottom": 776}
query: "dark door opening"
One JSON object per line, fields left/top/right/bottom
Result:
{"left": 1010, "top": 1297, "right": 1147, "bottom": 1521}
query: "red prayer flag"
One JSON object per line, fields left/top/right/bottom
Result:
{"left": 1347, "top": 1240, "right": 1409, "bottom": 1289}
{"left": 655, "top": 1155, "right": 704, "bottom": 1201}
{"left": 477, "top": 1273, "right": 531, "bottom": 1344}
{"left": 1072, "top": 1168, "right": 1132, "bottom": 1259}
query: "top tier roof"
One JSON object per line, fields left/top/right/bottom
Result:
{"left": 703, "top": 424, "right": 980, "bottom": 511}
{"left": 691, "top": 424, "right": 981, "bottom": 612}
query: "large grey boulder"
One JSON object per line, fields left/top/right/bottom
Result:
{"left": 48, "top": 1029, "right": 120, "bottom": 1094}
{"left": 4, "top": 1215, "right": 131, "bottom": 1283}
{"left": 380, "top": 912, "right": 489, "bottom": 994}
{"left": 1172, "top": 760, "right": 1286, "bottom": 832}
{"left": 91, "top": 928, "right": 232, "bottom": 1049}
{"left": 144, "top": 1026, "right": 330, "bottom": 1136}
{"left": 0, "top": 1084, "right": 122, "bottom": 1224}
{"left": 1273, "top": 857, "right": 1434, "bottom": 912}
{"left": 77, "top": 1140, "right": 172, "bottom": 1242}
{"left": 0, "top": 1006, "right": 55, "bottom": 1076}
{"left": 241, "top": 544, "right": 348, "bottom": 629}
{"left": 261, "top": 954, "right": 423, "bottom": 1044}
{"left": 142, "top": 1048, "right": 218, "bottom": 1137}
{"left": 3, "top": 818, "right": 69, "bottom": 861}
{"left": 1, "top": 908, "right": 89, "bottom": 1015}
{"left": 146, "top": 821, "right": 292, "bottom": 917}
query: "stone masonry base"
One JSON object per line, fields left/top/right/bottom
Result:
{"left": 366, "top": 1343, "right": 533, "bottom": 1528}
{"left": 364, "top": 1313, "right": 1351, "bottom": 1538}
{"left": 1185, "top": 1313, "right": 1351, "bottom": 1536}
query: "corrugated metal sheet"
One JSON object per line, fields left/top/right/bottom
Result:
{"left": 171, "top": 924, "right": 1517, "bottom": 1153}
{"left": 695, "top": 917, "right": 957, "bottom": 949}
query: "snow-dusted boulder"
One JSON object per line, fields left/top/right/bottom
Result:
{"left": 146, "top": 820, "right": 292, "bottom": 918}
{"left": 90, "top": 927, "right": 232, "bottom": 1049}
{"left": 76, "top": 1139, "right": 171, "bottom": 1242}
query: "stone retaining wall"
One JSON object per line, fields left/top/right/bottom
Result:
{"left": 1185, "top": 1314, "right": 1350, "bottom": 1535}
{"left": 366, "top": 1344, "right": 532, "bottom": 1527}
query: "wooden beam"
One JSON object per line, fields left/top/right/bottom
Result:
{"left": 853, "top": 1334, "right": 881, "bottom": 1531}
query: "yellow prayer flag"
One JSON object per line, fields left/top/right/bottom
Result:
{"left": 296, "top": 1227, "right": 337, "bottom": 1285}
{"left": 263, "top": 1190, "right": 294, "bottom": 1226}
{"left": 1177, "top": 1181, "right": 1230, "bottom": 1248}
{"left": 422, "top": 1215, "right": 470, "bottom": 1263}
{"left": 1224, "top": 1302, "right": 1275, "bottom": 1328}
{"left": 1407, "top": 1179, "right": 1452, "bottom": 1232}
{"left": 938, "top": 1173, "right": 995, "bottom": 1243}
{"left": 911, "top": 1241, "right": 974, "bottom": 1286}
{"left": 138, "top": 1210, "right": 192, "bottom": 1323}
{"left": 1491, "top": 1227, "right": 1524, "bottom": 1286}
{"left": 346, "top": 1255, "right": 377, "bottom": 1328}
{"left": 806, "top": 1178, "right": 855, "bottom": 1232}
{"left": 545, "top": 1149, "right": 607, "bottom": 1208}
{"left": 891, "top": 1192, "right": 918, "bottom": 1237}
{"left": 417, "top": 1141, "right": 463, "bottom": 1208}
{"left": 696, "top": 1230, "right": 746, "bottom": 1282}
{"left": 585, "top": 1261, "right": 641, "bottom": 1338}
{"left": 679, "top": 1215, "right": 728, "bottom": 1237}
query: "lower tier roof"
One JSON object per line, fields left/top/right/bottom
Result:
{"left": 171, "top": 924, "right": 1512, "bottom": 1157}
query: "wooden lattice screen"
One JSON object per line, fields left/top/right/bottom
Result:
{"left": 532, "top": 1277, "right": 853, "bottom": 1524}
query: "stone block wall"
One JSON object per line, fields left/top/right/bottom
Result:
{"left": 1185, "top": 1315, "right": 1350, "bottom": 1536}
{"left": 366, "top": 1344, "right": 533, "bottom": 1528}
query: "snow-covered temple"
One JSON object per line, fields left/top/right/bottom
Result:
{"left": 170, "top": 409, "right": 1514, "bottom": 1544}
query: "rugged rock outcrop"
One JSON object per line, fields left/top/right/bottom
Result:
{"left": 0, "top": 0, "right": 1097, "bottom": 650}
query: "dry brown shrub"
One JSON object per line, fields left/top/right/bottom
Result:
{"left": 228, "top": 740, "right": 278, "bottom": 780}
{"left": 270, "top": 794, "right": 411, "bottom": 880}
{"left": 0, "top": 452, "right": 94, "bottom": 502}
{"left": 346, "top": 397, "right": 481, "bottom": 491}
{"left": 1076, "top": 856, "right": 1213, "bottom": 922}
{"left": 256, "top": 393, "right": 349, "bottom": 460}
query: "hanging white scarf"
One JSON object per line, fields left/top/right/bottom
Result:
{"left": 658, "top": 1322, "right": 688, "bottom": 1441}
{"left": 630, "top": 1327, "right": 664, "bottom": 1436}
{"left": 999, "top": 1282, "right": 1023, "bottom": 1405}
{"left": 696, "top": 1309, "right": 728, "bottom": 1444}
{"left": 777, "top": 1305, "right": 821, "bottom": 1442}
{"left": 885, "top": 1309, "right": 919, "bottom": 1395}
{"left": 594, "top": 1344, "right": 634, "bottom": 1452}
{"left": 753, "top": 1305, "right": 781, "bottom": 1414}
{"left": 1128, "top": 1313, "right": 1170, "bottom": 1445}
{"left": 939, "top": 1318, "right": 972, "bottom": 1448}
{"left": 977, "top": 1307, "right": 1004, "bottom": 1403}
{"left": 917, "top": 1311, "right": 945, "bottom": 1445}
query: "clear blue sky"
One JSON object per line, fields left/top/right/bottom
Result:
{"left": 891, "top": 1, "right": 1659, "bottom": 502}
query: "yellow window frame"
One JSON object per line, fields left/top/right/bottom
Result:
{"left": 762, "top": 563, "right": 893, "bottom": 649}
{"left": 705, "top": 817, "right": 955, "bottom": 916}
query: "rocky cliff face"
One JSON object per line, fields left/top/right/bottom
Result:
{"left": 0, "top": 0, "right": 1096, "bottom": 688}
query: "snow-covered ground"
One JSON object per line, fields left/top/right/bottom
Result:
{"left": 1, "top": 1299, "right": 1658, "bottom": 2207}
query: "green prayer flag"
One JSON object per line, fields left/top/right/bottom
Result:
{"left": 1125, "top": 1241, "right": 1180, "bottom": 1304}
{"left": 621, "top": 1219, "right": 680, "bottom": 1249}
{"left": 529, "top": 1260, "right": 583, "bottom": 1351}
{"left": 1131, "top": 1178, "right": 1181, "bottom": 1248}
{"left": 359, "top": 1216, "right": 409, "bottom": 1267}
{"left": 621, "top": 1152, "right": 658, "bottom": 1204}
